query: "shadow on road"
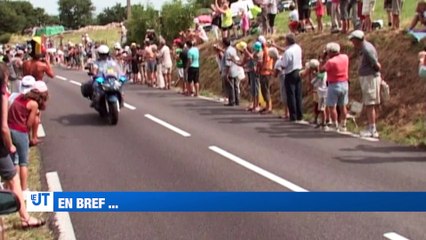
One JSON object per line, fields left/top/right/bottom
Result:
{"left": 340, "top": 144, "right": 426, "bottom": 153}
{"left": 336, "top": 156, "right": 426, "bottom": 164}
{"left": 51, "top": 113, "right": 106, "bottom": 127}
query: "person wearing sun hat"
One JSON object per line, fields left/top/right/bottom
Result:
{"left": 349, "top": 29, "right": 382, "bottom": 138}
{"left": 8, "top": 79, "right": 48, "bottom": 195}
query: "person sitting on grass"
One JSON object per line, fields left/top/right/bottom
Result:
{"left": 418, "top": 48, "right": 426, "bottom": 78}
{"left": 288, "top": 3, "right": 301, "bottom": 34}
{"left": 409, "top": 0, "right": 426, "bottom": 32}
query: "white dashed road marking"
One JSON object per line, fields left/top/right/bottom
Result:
{"left": 69, "top": 80, "right": 82, "bottom": 86}
{"left": 56, "top": 76, "right": 68, "bottom": 81}
{"left": 124, "top": 103, "right": 136, "bottom": 110}
{"left": 145, "top": 114, "right": 191, "bottom": 137}
{"left": 208, "top": 146, "right": 308, "bottom": 192}
{"left": 384, "top": 232, "right": 410, "bottom": 240}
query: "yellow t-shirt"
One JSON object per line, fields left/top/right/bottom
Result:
{"left": 221, "top": 9, "right": 233, "bottom": 28}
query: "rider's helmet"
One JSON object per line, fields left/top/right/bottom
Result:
{"left": 97, "top": 45, "right": 110, "bottom": 60}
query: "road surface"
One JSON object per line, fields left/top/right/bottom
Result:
{"left": 39, "top": 67, "right": 426, "bottom": 240}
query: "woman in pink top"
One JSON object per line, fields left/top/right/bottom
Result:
{"left": 8, "top": 81, "right": 48, "bottom": 192}
{"left": 320, "top": 42, "right": 349, "bottom": 132}
{"left": 240, "top": 8, "right": 250, "bottom": 37}
{"left": 316, "top": 0, "right": 326, "bottom": 32}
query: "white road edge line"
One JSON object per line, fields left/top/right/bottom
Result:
{"left": 37, "top": 123, "right": 46, "bottom": 138}
{"left": 46, "top": 172, "right": 77, "bottom": 240}
{"left": 208, "top": 146, "right": 309, "bottom": 192}
{"left": 144, "top": 114, "right": 191, "bottom": 137}
{"left": 69, "top": 80, "right": 82, "bottom": 86}
{"left": 56, "top": 76, "right": 68, "bottom": 81}
{"left": 384, "top": 232, "right": 410, "bottom": 240}
{"left": 124, "top": 103, "right": 136, "bottom": 110}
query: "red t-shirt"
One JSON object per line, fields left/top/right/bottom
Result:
{"left": 324, "top": 54, "right": 349, "bottom": 84}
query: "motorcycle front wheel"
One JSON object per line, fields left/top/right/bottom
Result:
{"left": 108, "top": 101, "right": 119, "bottom": 125}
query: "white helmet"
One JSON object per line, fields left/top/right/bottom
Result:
{"left": 97, "top": 45, "right": 110, "bottom": 55}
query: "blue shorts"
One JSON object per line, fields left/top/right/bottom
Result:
{"left": 326, "top": 81, "right": 349, "bottom": 107}
{"left": 248, "top": 71, "right": 259, "bottom": 97}
{"left": 10, "top": 129, "right": 30, "bottom": 167}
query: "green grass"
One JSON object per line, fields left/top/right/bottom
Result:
{"left": 9, "top": 28, "right": 121, "bottom": 47}
{"left": 4, "top": 148, "right": 54, "bottom": 240}
{"left": 379, "top": 118, "right": 426, "bottom": 147}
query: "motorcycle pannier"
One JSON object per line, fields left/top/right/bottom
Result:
{"left": 81, "top": 81, "right": 93, "bottom": 98}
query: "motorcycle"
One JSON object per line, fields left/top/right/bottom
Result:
{"left": 81, "top": 73, "right": 127, "bottom": 125}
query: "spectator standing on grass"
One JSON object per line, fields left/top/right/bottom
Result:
{"left": 158, "top": 38, "right": 173, "bottom": 90}
{"left": 390, "top": 0, "right": 403, "bottom": 30}
{"left": 0, "top": 63, "right": 46, "bottom": 229}
{"left": 268, "top": 0, "right": 278, "bottom": 34}
{"left": 257, "top": 36, "right": 274, "bottom": 114}
{"left": 274, "top": 50, "right": 290, "bottom": 119}
{"left": 349, "top": 30, "right": 381, "bottom": 138}
{"left": 301, "top": 59, "right": 328, "bottom": 128}
{"left": 186, "top": 41, "right": 200, "bottom": 97}
{"left": 298, "top": 0, "right": 314, "bottom": 32}
{"left": 331, "top": 0, "right": 342, "bottom": 32}
{"left": 316, "top": 0, "right": 326, "bottom": 32}
{"left": 240, "top": 8, "right": 250, "bottom": 37}
{"left": 144, "top": 39, "right": 157, "bottom": 87}
{"left": 348, "top": 0, "right": 360, "bottom": 30}
{"left": 235, "top": 41, "right": 259, "bottom": 112}
{"left": 223, "top": 38, "right": 240, "bottom": 106}
{"left": 320, "top": 42, "right": 349, "bottom": 132}
{"left": 384, "top": 0, "right": 393, "bottom": 27}
{"left": 215, "top": 0, "right": 233, "bottom": 39}
{"left": 282, "top": 33, "right": 303, "bottom": 122}
{"left": 362, "top": 0, "right": 375, "bottom": 32}
{"left": 340, "top": 0, "right": 350, "bottom": 33}
{"left": 8, "top": 80, "right": 48, "bottom": 194}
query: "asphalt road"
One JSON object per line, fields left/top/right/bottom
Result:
{"left": 39, "top": 67, "right": 426, "bottom": 240}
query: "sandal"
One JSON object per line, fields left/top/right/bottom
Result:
{"left": 21, "top": 217, "right": 46, "bottom": 230}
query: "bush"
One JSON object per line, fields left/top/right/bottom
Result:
{"left": 0, "top": 33, "right": 12, "bottom": 44}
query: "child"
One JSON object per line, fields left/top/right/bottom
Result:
{"left": 288, "top": 3, "right": 300, "bottom": 34}
{"left": 301, "top": 59, "right": 328, "bottom": 129}
{"left": 316, "top": 0, "right": 326, "bottom": 32}
{"left": 240, "top": 8, "right": 250, "bottom": 37}
{"left": 419, "top": 49, "right": 426, "bottom": 78}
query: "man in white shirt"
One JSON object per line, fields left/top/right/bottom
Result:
{"left": 281, "top": 33, "right": 303, "bottom": 122}
{"left": 157, "top": 38, "right": 173, "bottom": 90}
{"left": 223, "top": 38, "right": 240, "bottom": 106}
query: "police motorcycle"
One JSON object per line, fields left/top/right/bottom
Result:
{"left": 81, "top": 45, "right": 127, "bottom": 125}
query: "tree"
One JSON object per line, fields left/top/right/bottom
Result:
{"left": 58, "top": 0, "right": 95, "bottom": 29}
{"left": 160, "top": 0, "right": 196, "bottom": 41}
{"left": 127, "top": 4, "right": 160, "bottom": 44}
{"left": 97, "top": 3, "right": 127, "bottom": 25}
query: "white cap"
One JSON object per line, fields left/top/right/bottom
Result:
{"left": 20, "top": 76, "right": 36, "bottom": 94}
{"left": 326, "top": 42, "right": 341, "bottom": 53}
{"left": 258, "top": 35, "right": 266, "bottom": 44}
{"left": 32, "top": 81, "right": 48, "bottom": 93}
{"left": 193, "top": 18, "right": 200, "bottom": 24}
{"left": 348, "top": 30, "right": 365, "bottom": 40}
{"left": 309, "top": 59, "right": 320, "bottom": 69}
{"left": 268, "top": 47, "right": 279, "bottom": 60}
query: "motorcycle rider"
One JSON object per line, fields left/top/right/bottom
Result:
{"left": 90, "top": 45, "right": 124, "bottom": 108}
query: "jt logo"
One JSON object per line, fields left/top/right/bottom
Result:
{"left": 31, "top": 193, "right": 50, "bottom": 206}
